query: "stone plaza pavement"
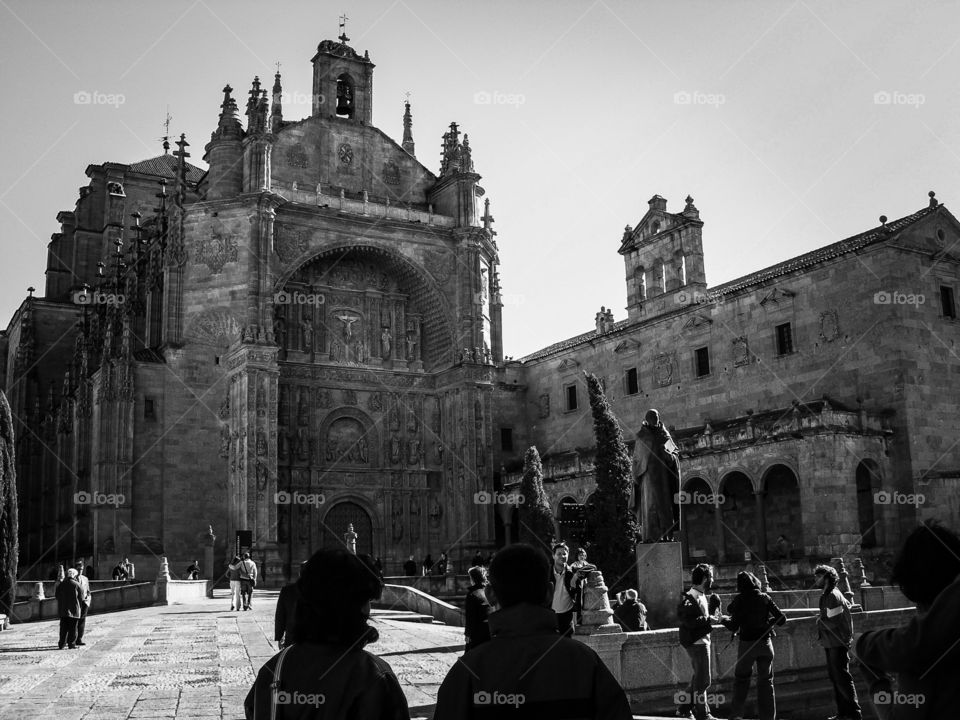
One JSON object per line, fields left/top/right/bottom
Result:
{"left": 0, "top": 589, "right": 465, "bottom": 720}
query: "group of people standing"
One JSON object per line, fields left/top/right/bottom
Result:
{"left": 226, "top": 553, "right": 259, "bottom": 611}
{"left": 402, "top": 551, "right": 453, "bottom": 577}
{"left": 53, "top": 560, "right": 92, "bottom": 650}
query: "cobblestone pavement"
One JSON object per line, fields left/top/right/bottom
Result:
{"left": 0, "top": 589, "right": 464, "bottom": 720}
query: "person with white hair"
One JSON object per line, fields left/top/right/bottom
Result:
{"left": 55, "top": 568, "right": 84, "bottom": 649}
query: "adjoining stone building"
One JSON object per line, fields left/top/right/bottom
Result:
{"left": 4, "top": 33, "right": 502, "bottom": 581}
{"left": 494, "top": 192, "right": 960, "bottom": 574}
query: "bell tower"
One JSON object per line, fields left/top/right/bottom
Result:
{"left": 310, "top": 19, "right": 374, "bottom": 123}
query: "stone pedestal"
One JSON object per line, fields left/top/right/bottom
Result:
{"left": 575, "top": 570, "right": 621, "bottom": 636}
{"left": 636, "top": 541, "right": 684, "bottom": 629}
{"left": 31, "top": 582, "right": 45, "bottom": 601}
{"left": 832, "top": 557, "right": 855, "bottom": 604}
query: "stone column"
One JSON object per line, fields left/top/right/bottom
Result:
{"left": 714, "top": 499, "right": 726, "bottom": 563}
{"left": 754, "top": 490, "right": 768, "bottom": 560}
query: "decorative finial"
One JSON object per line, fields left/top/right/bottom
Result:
{"left": 929, "top": 190, "right": 938, "bottom": 208}
{"left": 161, "top": 107, "right": 173, "bottom": 154}
{"left": 685, "top": 195, "right": 694, "bottom": 205}
{"left": 339, "top": 13, "right": 350, "bottom": 43}
{"left": 275, "top": 60, "right": 281, "bottom": 75}
{"left": 27, "top": 286, "right": 35, "bottom": 298}
{"left": 880, "top": 215, "right": 888, "bottom": 226}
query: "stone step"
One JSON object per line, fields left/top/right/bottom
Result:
{"left": 372, "top": 609, "right": 437, "bottom": 624}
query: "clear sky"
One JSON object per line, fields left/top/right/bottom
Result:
{"left": 1, "top": 0, "right": 959, "bottom": 358}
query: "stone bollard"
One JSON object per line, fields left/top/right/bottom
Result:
{"left": 758, "top": 564, "right": 772, "bottom": 593}
{"left": 31, "top": 582, "right": 45, "bottom": 601}
{"left": 851, "top": 557, "right": 870, "bottom": 588}
{"left": 832, "top": 557, "right": 855, "bottom": 604}
{"left": 156, "top": 556, "right": 170, "bottom": 605}
{"left": 575, "top": 570, "right": 622, "bottom": 636}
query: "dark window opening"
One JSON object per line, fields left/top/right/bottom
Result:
{"left": 335, "top": 74, "right": 355, "bottom": 118}
{"left": 565, "top": 384, "right": 578, "bottom": 411}
{"left": 500, "top": 427, "right": 514, "bottom": 452}
{"left": 941, "top": 286, "right": 956, "bottom": 319}
{"left": 144, "top": 397, "right": 156, "bottom": 421}
{"left": 626, "top": 367, "right": 639, "bottom": 395}
{"left": 695, "top": 347, "right": 710, "bottom": 377}
{"left": 775, "top": 322, "right": 793, "bottom": 356}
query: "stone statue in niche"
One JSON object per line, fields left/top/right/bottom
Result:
{"left": 389, "top": 403, "right": 400, "bottom": 431}
{"left": 429, "top": 500, "right": 442, "bottom": 528}
{"left": 406, "top": 334, "right": 417, "bottom": 360}
{"left": 256, "top": 429, "right": 267, "bottom": 457}
{"left": 390, "top": 436, "right": 401, "bottom": 464}
{"left": 355, "top": 339, "right": 366, "bottom": 364}
{"left": 297, "top": 387, "right": 309, "bottom": 426}
{"left": 274, "top": 316, "right": 286, "bottom": 349}
{"left": 342, "top": 389, "right": 357, "bottom": 406}
{"left": 316, "top": 389, "right": 331, "bottom": 409}
{"left": 381, "top": 328, "right": 392, "bottom": 358}
{"left": 300, "top": 319, "right": 314, "bottom": 352}
{"left": 358, "top": 437, "right": 368, "bottom": 463}
{"left": 392, "top": 503, "right": 403, "bottom": 541}
{"left": 434, "top": 442, "right": 443, "bottom": 464}
{"left": 407, "top": 439, "right": 421, "bottom": 466}
{"left": 368, "top": 392, "right": 382, "bottom": 412}
{"left": 330, "top": 339, "right": 342, "bottom": 363}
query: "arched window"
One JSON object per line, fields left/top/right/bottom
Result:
{"left": 635, "top": 266, "right": 647, "bottom": 300}
{"left": 335, "top": 74, "right": 355, "bottom": 118}
{"left": 678, "top": 254, "right": 687, "bottom": 286}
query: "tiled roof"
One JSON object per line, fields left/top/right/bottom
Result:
{"left": 126, "top": 154, "right": 205, "bottom": 184}
{"left": 519, "top": 205, "right": 937, "bottom": 364}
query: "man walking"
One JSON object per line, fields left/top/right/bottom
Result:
{"left": 227, "top": 555, "right": 242, "bottom": 611}
{"left": 74, "top": 561, "right": 92, "bottom": 645}
{"left": 550, "top": 542, "right": 583, "bottom": 637}
{"left": 678, "top": 563, "right": 722, "bottom": 720}
{"left": 814, "top": 564, "right": 862, "bottom": 720}
{"left": 433, "top": 543, "right": 632, "bottom": 719}
{"left": 238, "top": 552, "right": 258, "bottom": 610}
{"left": 55, "top": 568, "right": 84, "bottom": 649}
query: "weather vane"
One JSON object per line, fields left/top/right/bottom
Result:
{"left": 159, "top": 107, "right": 173, "bottom": 153}
{"left": 275, "top": 60, "right": 281, "bottom": 74}
{"left": 339, "top": 13, "right": 350, "bottom": 43}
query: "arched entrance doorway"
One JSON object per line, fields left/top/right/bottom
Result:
{"left": 680, "top": 478, "right": 719, "bottom": 564}
{"left": 556, "top": 496, "right": 580, "bottom": 545}
{"left": 719, "top": 472, "right": 757, "bottom": 562}
{"left": 321, "top": 501, "right": 374, "bottom": 556}
{"left": 763, "top": 464, "right": 803, "bottom": 559}
{"left": 856, "top": 460, "right": 883, "bottom": 549}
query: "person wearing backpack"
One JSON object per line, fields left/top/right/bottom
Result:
{"left": 238, "top": 552, "right": 258, "bottom": 611}
{"left": 814, "top": 564, "right": 862, "bottom": 720}
{"left": 677, "top": 563, "right": 723, "bottom": 720}
{"left": 720, "top": 571, "right": 786, "bottom": 720}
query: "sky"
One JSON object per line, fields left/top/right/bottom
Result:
{"left": 2, "top": 0, "right": 960, "bottom": 358}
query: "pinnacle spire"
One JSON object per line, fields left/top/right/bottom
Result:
{"left": 402, "top": 97, "right": 415, "bottom": 157}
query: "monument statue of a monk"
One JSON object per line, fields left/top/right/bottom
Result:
{"left": 632, "top": 408, "right": 681, "bottom": 542}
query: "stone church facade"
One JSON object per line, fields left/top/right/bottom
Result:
{"left": 3, "top": 34, "right": 502, "bottom": 580}
{"left": 4, "top": 33, "right": 959, "bottom": 583}
{"left": 494, "top": 193, "right": 960, "bottom": 575}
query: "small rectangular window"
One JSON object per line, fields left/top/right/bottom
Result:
{"left": 565, "top": 384, "right": 579, "bottom": 411}
{"left": 941, "top": 286, "right": 956, "bottom": 319}
{"left": 775, "top": 322, "right": 793, "bottom": 356}
{"left": 144, "top": 397, "right": 156, "bottom": 421}
{"left": 695, "top": 347, "right": 710, "bottom": 377}
{"left": 500, "top": 427, "right": 514, "bottom": 452}
{"left": 625, "top": 368, "right": 639, "bottom": 395}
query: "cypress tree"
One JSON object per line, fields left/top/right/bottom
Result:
{"left": 518, "top": 446, "right": 557, "bottom": 552}
{"left": 584, "top": 372, "right": 639, "bottom": 594}
{"left": 0, "top": 390, "right": 18, "bottom": 619}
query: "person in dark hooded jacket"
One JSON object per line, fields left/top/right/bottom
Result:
{"left": 720, "top": 571, "right": 786, "bottom": 720}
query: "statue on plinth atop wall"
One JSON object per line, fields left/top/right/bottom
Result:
{"left": 632, "top": 408, "right": 681, "bottom": 542}
{"left": 344, "top": 523, "right": 358, "bottom": 554}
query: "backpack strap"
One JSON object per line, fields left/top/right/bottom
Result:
{"left": 270, "top": 647, "right": 292, "bottom": 720}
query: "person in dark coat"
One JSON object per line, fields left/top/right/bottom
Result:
{"left": 245, "top": 550, "right": 409, "bottom": 720}
{"left": 471, "top": 551, "right": 484, "bottom": 568}
{"left": 464, "top": 566, "right": 492, "bottom": 653}
{"left": 111, "top": 561, "right": 128, "bottom": 581}
{"left": 720, "top": 571, "right": 786, "bottom": 720}
{"left": 275, "top": 561, "right": 307, "bottom": 648}
{"left": 55, "top": 568, "right": 84, "bottom": 649}
{"left": 421, "top": 554, "right": 433, "bottom": 577}
{"left": 186, "top": 560, "right": 200, "bottom": 580}
{"left": 613, "top": 588, "right": 647, "bottom": 632}
{"left": 403, "top": 555, "right": 417, "bottom": 577}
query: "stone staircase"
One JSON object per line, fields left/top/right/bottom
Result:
{"left": 371, "top": 607, "right": 444, "bottom": 624}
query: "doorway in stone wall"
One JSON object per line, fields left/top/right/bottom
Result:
{"left": 320, "top": 501, "right": 373, "bottom": 556}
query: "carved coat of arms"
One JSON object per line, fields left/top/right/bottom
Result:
{"left": 197, "top": 228, "right": 238, "bottom": 274}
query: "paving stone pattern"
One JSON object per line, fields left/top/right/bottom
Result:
{"left": 0, "top": 590, "right": 464, "bottom": 720}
